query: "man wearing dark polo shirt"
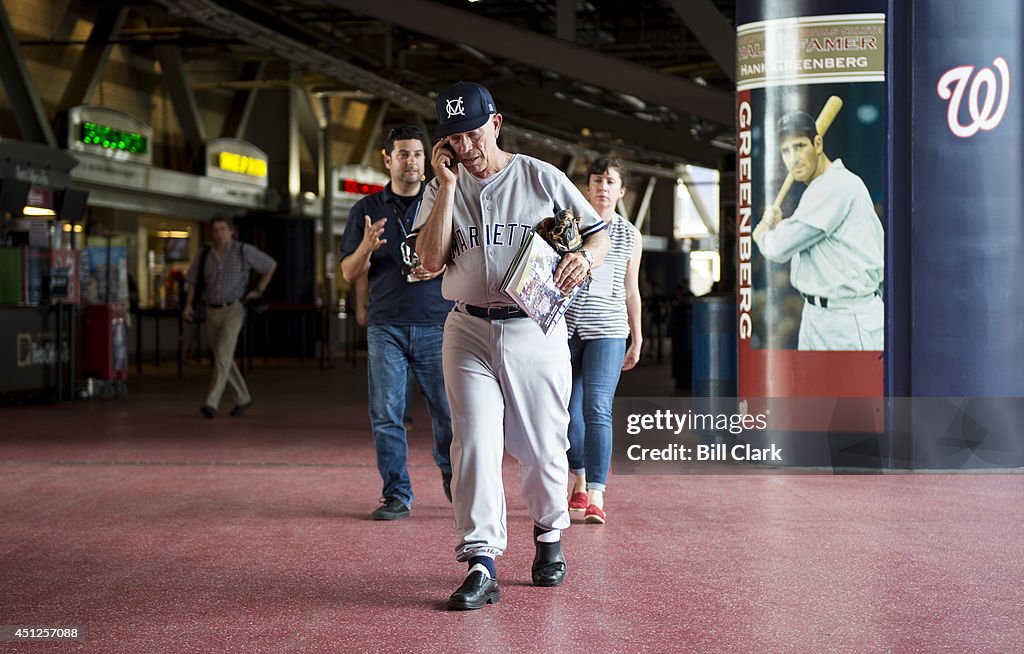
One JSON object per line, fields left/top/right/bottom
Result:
{"left": 340, "top": 125, "right": 455, "bottom": 520}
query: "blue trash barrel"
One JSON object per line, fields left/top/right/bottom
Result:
{"left": 692, "top": 296, "right": 737, "bottom": 398}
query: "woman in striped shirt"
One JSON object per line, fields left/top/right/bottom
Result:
{"left": 565, "top": 157, "right": 643, "bottom": 524}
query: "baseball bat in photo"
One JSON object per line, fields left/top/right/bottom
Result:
{"left": 772, "top": 96, "right": 844, "bottom": 208}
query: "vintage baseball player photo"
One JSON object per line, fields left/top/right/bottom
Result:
{"left": 746, "top": 81, "right": 885, "bottom": 352}
{"left": 736, "top": 12, "right": 886, "bottom": 399}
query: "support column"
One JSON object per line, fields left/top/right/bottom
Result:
{"left": 320, "top": 94, "right": 335, "bottom": 367}
{"left": 893, "top": 0, "right": 1024, "bottom": 467}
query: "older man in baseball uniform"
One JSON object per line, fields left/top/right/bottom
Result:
{"left": 753, "top": 110, "right": 884, "bottom": 350}
{"left": 411, "top": 81, "right": 611, "bottom": 610}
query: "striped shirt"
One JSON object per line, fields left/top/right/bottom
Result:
{"left": 185, "top": 240, "right": 275, "bottom": 305}
{"left": 566, "top": 213, "right": 637, "bottom": 340}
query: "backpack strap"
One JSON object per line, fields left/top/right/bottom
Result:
{"left": 195, "top": 245, "right": 210, "bottom": 300}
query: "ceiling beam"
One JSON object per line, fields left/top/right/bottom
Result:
{"left": 220, "top": 61, "right": 266, "bottom": 140}
{"left": 491, "top": 84, "right": 723, "bottom": 168}
{"left": 327, "top": 0, "right": 733, "bottom": 125}
{"left": 296, "top": 87, "right": 322, "bottom": 167}
{"left": 154, "top": 43, "right": 206, "bottom": 153}
{"left": 0, "top": 1, "right": 56, "bottom": 145}
{"left": 665, "top": 0, "right": 737, "bottom": 83}
{"left": 153, "top": 0, "right": 433, "bottom": 113}
{"left": 348, "top": 99, "right": 390, "bottom": 167}
{"left": 56, "top": 3, "right": 129, "bottom": 114}
{"left": 149, "top": 0, "right": 690, "bottom": 174}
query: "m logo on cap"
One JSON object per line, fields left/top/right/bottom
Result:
{"left": 434, "top": 81, "right": 497, "bottom": 139}
{"left": 446, "top": 97, "right": 466, "bottom": 119}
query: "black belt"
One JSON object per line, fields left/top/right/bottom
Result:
{"left": 207, "top": 300, "right": 237, "bottom": 308}
{"left": 803, "top": 291, "right": 880, "bottom": 309}
{"left": 802, "top": 294, "right": 829, "bottom": 309}
{"left": 462, "top": 304, "right": 527, "bottom": 320}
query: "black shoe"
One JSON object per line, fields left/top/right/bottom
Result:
{"left": 200, "top": 405, "right": 216, "bottom": 419}
{"left": 532, "top": 528, "right": 567, "bottom": 587}
{"left": 230, "top": 401, "right": 253, "bottom": 417}
{"left": 442, "top": 473, "right": 452, "bottom": 503}
{"left": 448, "top": 571, "right": 500, "bottom": 610}
{"left": 370, "top": 497, "right": 410, "bottom": 520}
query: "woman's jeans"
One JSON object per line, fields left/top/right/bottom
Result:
{"left": 566, "top": 335, "right": 626, "bottom": 492}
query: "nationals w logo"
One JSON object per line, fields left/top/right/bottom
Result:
{"left": 936, "top": 57, "right": 1011, "bottom": 138}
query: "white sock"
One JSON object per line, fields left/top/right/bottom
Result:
{"left": 468, "top": 563, "right": 491, "bottom": 577}
{"left": 536, "top": 529, "right": 561, "bottom": 544}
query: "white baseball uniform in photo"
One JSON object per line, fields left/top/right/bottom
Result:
{"left": 754, "top": 159, "right": 884, "bottom": 350}
{"left": 411, "top": 154, "right": 605, "bottom": 561}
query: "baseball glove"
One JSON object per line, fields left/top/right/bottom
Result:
{"left": 535, "top": 209, "right": 583, "bottom": 255}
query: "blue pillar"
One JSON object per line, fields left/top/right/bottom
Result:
{"left": 889, "top": 0, "right": 1024, "bottom": 467}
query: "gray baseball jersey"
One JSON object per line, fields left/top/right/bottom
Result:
{"left": 755, "top": 159, "right": 884, "bottom": 350}
{"left": 412, "top": 154, "right": 605, "bottom": 306}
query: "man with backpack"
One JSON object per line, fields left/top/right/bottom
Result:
{"left": 183, "top": 216, "right": 276, "bottom": 418}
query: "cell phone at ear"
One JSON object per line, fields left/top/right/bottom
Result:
{"left": 441, "top": 143, "right": 457, "bottom": 169}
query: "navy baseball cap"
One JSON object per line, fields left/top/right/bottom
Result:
{"left": 434, "top": 81, "right": 497, "bottom": 139}
{"left": 777, "top": 111, "right": 818, "bottom": 139}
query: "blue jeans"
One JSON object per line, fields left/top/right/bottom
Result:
{"left": 566, "top": 336, "right": 626, "bottom": 492}
{"left": 367, "top": 324, "right": 453, "bottom": 507}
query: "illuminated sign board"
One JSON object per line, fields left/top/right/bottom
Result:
{"left": 68, "top": 105, "right": 153, "bottom": 165}
{"left": 79, "top": 122, "right": 148, "bottom": 154}
{"left": 326, "top": 165, "right": 391, "bottom": 221}
{"left": 217, "top": 152, "right": 267, "bottom": 178}
{"left": 204, "top": 138, "right": 269, "bottom": 187}
{"left": 339, "top": 179, "right": 385, "bottom": 195}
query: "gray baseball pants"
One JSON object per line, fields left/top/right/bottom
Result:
{"left": 442, "top": 309, "right": 572, "bottom": 561}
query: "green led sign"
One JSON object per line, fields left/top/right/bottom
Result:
{"left": 79, "top": 122, "right": 148, "bottom": 154}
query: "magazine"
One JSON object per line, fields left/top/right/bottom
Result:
{"left": 500, "top": 231, "right": 585, "bottom": 336}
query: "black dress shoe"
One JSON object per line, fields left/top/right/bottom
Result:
{"left": 532, "top": 531, "right": 567, "bottom": 587}
{"left": 442, "top": 473, "right": 452, "bottom": 503}
{"left": 448, "top": 571, "right": 499, "bottom": 610}
{"left": 200, "top": 405, "right": 216, "bottom": 419}
{"left": 230, "top": 401, "right": 253, "bottom": 417}
{"left": 370, "top": 497, "right": 410, "bottom": 520}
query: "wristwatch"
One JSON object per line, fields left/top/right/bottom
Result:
{"left": 579, "top": 249, "right": 594, "bottom": 268}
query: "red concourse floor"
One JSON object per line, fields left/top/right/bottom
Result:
{"left": 1, "top": 355, "right": 1023, "bottom": 653}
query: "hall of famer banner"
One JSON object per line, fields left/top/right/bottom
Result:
{"left": 736, "top": 4, "right": 886, "bottom": 400}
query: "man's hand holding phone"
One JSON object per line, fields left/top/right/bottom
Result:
{"left": 431, "top": 140, "right": 458, "bottom": 186}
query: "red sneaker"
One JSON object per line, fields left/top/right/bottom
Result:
{"left": 584, "top": 504, "right": 606, "bottom": 524}
{"left": 568, "top": 491, "right": 588, "bottom": 511}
